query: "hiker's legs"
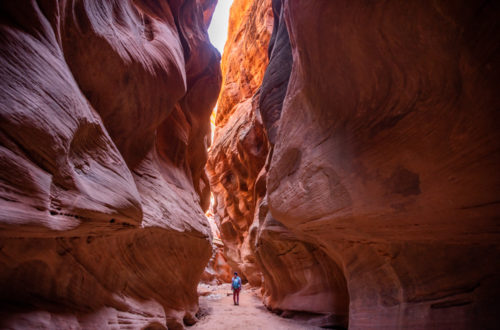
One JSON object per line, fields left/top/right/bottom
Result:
{"left": 236, "top": 289, "right": 240, "bottom": 304}
{"left": 233, "top": 289, "right": 236, "bottom": 304}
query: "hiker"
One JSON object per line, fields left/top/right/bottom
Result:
{"left": 232, "top": 272, "right": 242, "bottom": 305}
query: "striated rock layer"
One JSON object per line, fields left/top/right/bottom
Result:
{"left": 0, "top": 0, "right": 220, "bottom": 328}
{"left": 201, "top": 237, "right": 232, "bottom": 285}
{"left": 207, "top": 0, "right": 272, "bottom": 286}
{"left": 200, "top": 211, "right": 232, "bottom": 284}
{"left": 210, "top": 0, "right": 500, "bottom": 329}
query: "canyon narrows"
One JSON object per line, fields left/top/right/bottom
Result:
{"left": 208, "top": 0, "right": 500, "bottom": 329}
{"left": 0, "top": 0, "right": 499, "bottom": 330}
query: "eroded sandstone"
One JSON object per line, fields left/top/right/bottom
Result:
{"left": 0, "top": 0, "right": 220, "bottom": 328}
{"left": 210, "top": 0, "right": 500, "bottom": 329}
{"left": 206, "top": 0, "right": 272, "bottom": 286}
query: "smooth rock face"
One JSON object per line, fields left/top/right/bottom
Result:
{"left": 0, "top": 0, "right": 220, "bottom": 328}
{"left": 211, "top": 0, "right": 500, "bottom": 329}
{"left": 258, "top": 0, "right": 291, "bottom": 144}
{"left": 207, "top": 0, "right": 272, "bottom": 286}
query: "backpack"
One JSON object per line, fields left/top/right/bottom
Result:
{"left": 232, "top": 277, "right": 241, "bottom": 289}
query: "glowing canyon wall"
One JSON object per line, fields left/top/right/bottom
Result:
{"left": 206, "top": 0, "right": 272, "bottom": 287}
{"left": 0, "top": 0, "right": 220, "bottom": 328}
{"left": 209, "top": 0, "right": 500, "bottom": 329}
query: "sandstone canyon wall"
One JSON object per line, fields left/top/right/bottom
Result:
{"left": 206, "top": 0, "right": 272, "bottom": 286}
{"left": 200, "top": 236, "right": 232, "bottom": 285}
{"left": 209, "top": 0, "right": 500, "bottom": 329}
{"left": 200, "top": 211, "right": 232, "bottom": 284}
{"left": 0, "top": 0, "right": 220, "bottom": 329}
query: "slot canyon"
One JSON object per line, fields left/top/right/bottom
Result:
{"left": 0, "top": 0, "right": 499, "bottom": 329}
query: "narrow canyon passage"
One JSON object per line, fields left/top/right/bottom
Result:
{"left": 201, "top": 0, "right": 500, "bottom": 328}
{"left": 192, "top": 284, "right": 320, "bottom": 330}
{"left": 0, "top": 0, "right": 499, "bottom": 329}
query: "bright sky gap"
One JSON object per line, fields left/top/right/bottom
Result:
{"left": 208, "top": 0, "right": 234, "bottom": 54}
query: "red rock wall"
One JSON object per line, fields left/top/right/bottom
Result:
{"left": 206, "top": 0, "right": 272, "bottom": 286}
{"left": 201, "top": 239, "right": 232, "bottom": 284}
{"left": 211, "top": 0, "right": 500, "bottom": 329}
{"left": 0, "top": 0, "right": 220, "bottom": 328}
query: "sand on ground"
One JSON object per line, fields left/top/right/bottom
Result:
{"left": 190, "top": 284, "right": 321, "bottom": 330}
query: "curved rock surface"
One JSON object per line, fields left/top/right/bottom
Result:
{"left": 214, "top": 0, "right": 273, "bottom": 128}
{"left": 200, "top": 211, "right": 232, "bottom": 285}
{"left": 207, "top": 0, "right": 272, "bottom": 286}
{"left": 210, "top": 0, "right": 500, "bottom": 329}
{"left": 201, "top": 237, "right": 232, "bottom": 285}
{"left": 0, "top": 0, "right": 220, "bottom": 328}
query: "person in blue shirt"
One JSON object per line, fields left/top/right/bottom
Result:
{"left": 231, "top": 272, "right": 242, "bottom": 305}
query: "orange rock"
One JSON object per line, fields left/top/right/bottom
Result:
{"left": 214, "top": 0, "right": 273, "bottom": 127}
{"left": 0, "top": 0, "right": 220, "bottom": 328}
{"left": 201, "top": 239, "right": 233, "bottom": 284}
{"left": 207, "top": 0, "right": 272, "bottom": 287}
{"left": 210, "top": 0, "right": 500, "bottom": 328}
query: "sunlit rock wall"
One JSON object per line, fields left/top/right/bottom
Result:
{"left": 0, "top": 0, "right": 220, "bottom": 328}
{"left": 212, "top": 0, "right": 500, "bottom": 329}
{"left": 206, "top": 0, "right": 272, "bottom": 286}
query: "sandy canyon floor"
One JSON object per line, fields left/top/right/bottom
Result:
{"left": 192, "top": 284, "right": 321, "bottom": 330}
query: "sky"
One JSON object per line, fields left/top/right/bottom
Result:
{"left": 206, "top": 2, "right": 234, "bottom": 221}
{"left": 208, "top": 0, "right": 234, "bottom": 54}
